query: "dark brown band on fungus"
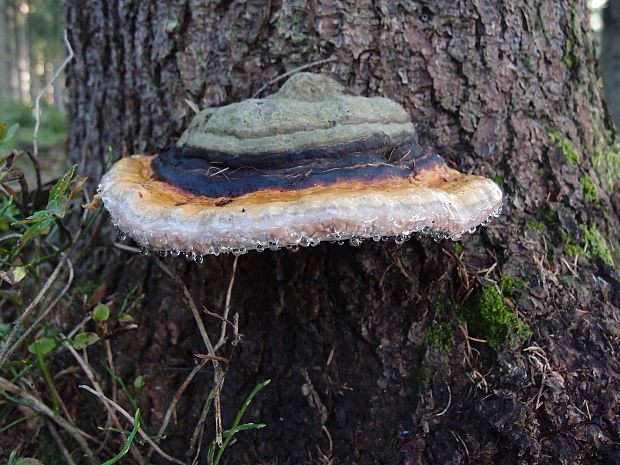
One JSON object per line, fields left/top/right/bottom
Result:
{"left": 151, "top": 133, "right": 445, "bottom": 198}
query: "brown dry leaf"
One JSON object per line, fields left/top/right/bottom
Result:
{"left": 82, "top": 195, "right": 101, "bottom": 211}
{"left": 85, "top": 282, "right": 107, "bottom": 308}
{"left": 69, "top": 175, "right": 88, "bottom": 199}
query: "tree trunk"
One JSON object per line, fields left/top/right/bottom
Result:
{"left": 0, "top": 0, "right": 7, "bottom": 102}
{"left": 65, "top": 1, "right": 620, "bottom": 464}
{"left": 15, "top": 3, "right": 27, "bottom": 102}
{"left": 27, "top": 28, "right": 39, "bottom": 105}
{"left": 601, "top": 0, "right": 620, "bottom": 130}
{"left": 7, "top": 2, "right": 20, "bottom": 101}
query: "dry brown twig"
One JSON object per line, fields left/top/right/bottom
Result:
{"left": 152, "top": 255, "right": 241, "bottom": 458}
{"left": 215, "top": 256, "right": 239, "bottom": 350}
{"left": 523, "top": 344, "right": 551, "bottom": 409}
{"left": 103, "top": 334, "right": 118, "bottom": 404}
{"left": 152, "top": 257, "right": 217, "bottom": 356}
{"left": 155, "top": 359, "right": 209, "bottom": 441}
{"left": 189, "top": 387, "right": 216, "bottom": 465}
{"left": 251, "top": 56, "right": 337, "bottom": 98}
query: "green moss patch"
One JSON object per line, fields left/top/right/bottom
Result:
{"left": 580, "top": 175, "right": 599, "bottom": 202}
{"left": 465, "top": 281, "right": 530, "bottom": 349}
{"left": 424, "top": 322, "right": 454, "bottom": 355}
{"left": 547, "top": 127, "right": 580, "bottom": 165}
{"left": 592, "top": 143, "right": 620, "bottom": 192}
{"left": 564, "top": 223, "right": 614, "bottom": 267}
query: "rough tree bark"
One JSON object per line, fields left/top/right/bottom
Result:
{"left": 66, "top": 1, "right": 620, "bottom": 464}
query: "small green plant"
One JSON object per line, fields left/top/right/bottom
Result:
{"left": 1, "top": 160, "right": 86, "bottom": 271}
{"left": 207, "top": 379, "right": 270, "bottom": 465}
{"left": 525, "top": 220, "right": 546, "bottom": 232}
{"left": 117, "top": 285, "right": 145, "bottom": 322}
{"left": 453, "top": 242, "right": 464, "bottom": 255}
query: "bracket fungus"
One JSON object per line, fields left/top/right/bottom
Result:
{"left": 97, "top": 73, "right": 502, "bottom": 258}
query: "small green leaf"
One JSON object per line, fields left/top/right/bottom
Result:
{"left": 49, "top": 165, "right": 77, "bottom": 202}
{"left": 17, "top": 216, "right": 55, "bottom": 248}
{"left": 71, "top": 332, "right": 100, "bottom": 349}
{"left": 13, "top": 210, "right": 53, "bottom": 225}
{"left": 12, "top": 267, "right": 26, "bottom": 283}
{"left": 46, "top": 199, "right": 63, "bottom": 215}
{"left": 0, "top": 122, "right": 19, "bottom": 145}
{"left": 133, "top": 375, "right": 146, "bottom": 389}
{"left": 101, "top": 409, "right": 141, "bottom": 465}
{"left": 118, "top": 314, "right": 133, "bottom": 323}
{"left": 28, "top": 337, "right": 56, "bottom": 357}
{"left": 93, "top": 303, "right": 110, "bottom": 322}
{"left": 5, "top": 124, "right": 18, "bottom": 143}
{"left": 223, "top": 422, "right": 266, "bottom": 436}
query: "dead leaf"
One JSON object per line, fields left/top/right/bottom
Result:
{"left": 82, "top": 196, "right": 101, "bottom": 211}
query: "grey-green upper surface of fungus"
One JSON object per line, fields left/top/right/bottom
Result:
{"left": 177, "top": 72, "right": 415, "bottom": 154}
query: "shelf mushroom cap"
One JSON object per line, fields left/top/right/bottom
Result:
{"left": 97, "top": 73, "right": 503, "bottom": 257}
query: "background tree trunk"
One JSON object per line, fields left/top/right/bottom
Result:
{"left": 66, "top": 1, "right": 620, "bottom": 464}
{"left": 0, "top": 0, "right": 7, "bottom": 102}
{"left": 15, "top": 3, "right": 27, "bottom": 102}
{"left": 602, "top": 0, "right": 620, "bottom": 130}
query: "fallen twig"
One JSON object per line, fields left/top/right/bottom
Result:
{"left": 153, "top": 256, "right": 228, "bottom": 450}
{"left": 152, "top": 256, "right": 217, "bottom": 357}
{"left": 215, "top": 256, "right": 238, "bottom": 351}
{"left": 436, "top": 381, "right": 452, "bottom": 416}
{"left": 156, "top": 359, "right": 209, "bottom": 440}
{"left": 47, "top": 421, "right": 79, "bottom": 465}
{"left": 252, "top": 56, "right": 337, "bottom": 98}
{"left": 152, "top": 254, "right": 242, "bottom": 455}
{"left": 79, "top": 384, "right": 185, "bottom": 465}
{"left": 188, "top": 380, "right": 217, "bottom": 464}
